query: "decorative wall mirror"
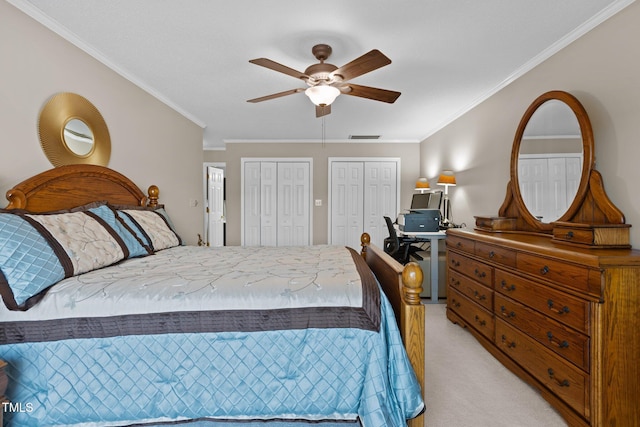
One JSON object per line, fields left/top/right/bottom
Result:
{"left": 38, "top": 92, "right": 111, "bottom": 167}
{"left": 476, "top": 90, "right": 630, "bottom": 247}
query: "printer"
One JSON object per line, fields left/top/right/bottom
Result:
{"left": 398, "top": 209, "right": 441, "bottom": 232}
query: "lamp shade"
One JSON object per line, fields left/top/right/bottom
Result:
{"left": 415, "top": 177, "right": 430, "bottom": 191}
{"left": 437, "top": 171, "right": 457, "bottom": 186}
{"left": 305, "top": 85, "right": 340, "bottom": 106}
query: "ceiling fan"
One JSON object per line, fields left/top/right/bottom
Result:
{"left": 247, "top": 44, "right": 401, "bottom": 117}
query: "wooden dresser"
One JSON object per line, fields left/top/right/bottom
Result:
{"left": 446, "top": 228, "right": 640, "bottom": 426}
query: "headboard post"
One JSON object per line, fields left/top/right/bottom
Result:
{"left": 148, "top": 185, "right": 159, "bottom": 208}
{"left": 360, "top": 232, "right": 370, "bottom": 260}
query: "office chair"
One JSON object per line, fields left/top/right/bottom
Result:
{"left": 383, "top": 216, "right": 422, "bottom": 264}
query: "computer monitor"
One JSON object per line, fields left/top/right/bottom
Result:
{"left": 410, "top": 193, "right": 431, "bottom": 210}
{"left": 428, "top": 190, "right": 443, "bottom": 210}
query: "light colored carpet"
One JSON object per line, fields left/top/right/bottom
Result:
{"left": 424, "top": 302, "right": 568, "bottom": 427}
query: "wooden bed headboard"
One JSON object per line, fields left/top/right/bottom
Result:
{"left": 4, "top": 164, "right": 158, "bottom": 212}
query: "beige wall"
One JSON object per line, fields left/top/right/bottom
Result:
{"left": 421, "top": 1, "right": 640, "bottom": 247}
{"left": 204, "top": 142, "right": 421, "bottom": 246}
{"left": 0, "top": 2, "right": 204, "bottom": 244}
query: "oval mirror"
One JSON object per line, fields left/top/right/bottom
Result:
{"left": 38, "top": 92, "right": 111, "bottom": 167}
{"left": 63, "top": 118, "right": 94, "bottom": 156}
{"left": 511, "top": 91, "right": 594, "bottom": 231}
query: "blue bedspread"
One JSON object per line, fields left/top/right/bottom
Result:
{"left": 1, "top": 292, "right": 423, "bottom": 426}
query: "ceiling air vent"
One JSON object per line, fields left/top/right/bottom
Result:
{"left": 349, "top": 135, "right": 381, "bottom": 140}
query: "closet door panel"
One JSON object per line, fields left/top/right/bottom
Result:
{"left": 548, "top": 158, "right": 571, "bottom": 221}
{"left": 260, "top": 162, "right": 278, "bottom": 246}
{"left": 277, "top": 162, "right": 310, "bottom": 246}
{"left": 243, "top": 162, "right": 261, "bottom": 246}
{"left": 566, "top": 157, "right": 582, "bottom": 204}
{"left": 518, "top": 158, "right": 548, "bottom": 221}
{"left": 292, "top": 163, "right": 310, "bottom": 245}
{"left": 364, "top": 161, "right": 397, "bottom": 248}
{"left": 331, "top": 162, "right": 364, "bottom": 248}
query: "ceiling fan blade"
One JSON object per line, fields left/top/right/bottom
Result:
{"left": 316, "top": 104, "right": 331, "bottom": 118}
{"left": 331, "top": 50, "right": 391, "bottom": 82}
{"left": 247, "top": 88, "right": 305, "bottom": 103}
{"left": 249, "top": 58, "right": 310, "bottom": 80}
{"left": 344, "top": 84, "right": 401, "bottom": 103}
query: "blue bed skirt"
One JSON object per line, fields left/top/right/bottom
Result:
{"left": 1, "top": 293, "right": 423, "bottom": 427}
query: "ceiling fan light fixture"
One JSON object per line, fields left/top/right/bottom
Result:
{"left": 305, "top": 85, "right": 340, "bottom": 107}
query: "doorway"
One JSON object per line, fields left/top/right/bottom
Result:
{"left": 203, "top": 162, "right": 226, "bottom": 246}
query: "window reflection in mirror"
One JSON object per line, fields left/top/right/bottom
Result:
{"left": 63, "top": 118, "right": 94, "bottom": 156}
{"left": 517, "top": 100, "right": 583, "bottom": 223}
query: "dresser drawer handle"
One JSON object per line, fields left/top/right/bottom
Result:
{"left": 501, "top": 334, "right": 516, "bottom": 349}
{"left": 456, "top": 241, "right": 462, "bottom": 248}
{"left": 547, "top": 299, "right": 570, "bottom": 315}
{"left": 450, "top": 298, "right": 461, "bottom": 309}
{"left": 474, "top": 269, "right": 487, "bottom": 279}
{"left": 451, "top": 279, "right": 461, "bottom": 288}
{"left": 500, "top": 305, "right": 516, "bottom": 318}
{"left": 488, "top": 251, "right": 495, "bottom": 258}
{"left": 540, "top": 265, "right": 550, "bottom": 275}
{"left": 546, "top": 331, "right": 570, "bottom": 349}
{"left": 472, "top": 289, "right": 487, "bottom": 301}
{"left": 500, "top": 280, "right": 516, "bottom": 292}
{"left": 565, "top": 231, "right": 574, "bottom": 239}
{"left": 474, "top": 315, "right": 486, "bottom": 327}
{"left": 547, "top": 368, "right": 570, "bottom": 387}
{"left": 451, "top": 259, "right": 461, "bottom": 267}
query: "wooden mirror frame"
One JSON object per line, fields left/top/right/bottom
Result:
{"left": 38, "top": 92, "right": 111, "bottom": 167}
{"left": 509, "top": 91, "right": 594, "bottom": 232}
{"left": 478, "top": 90, "right": 627, "bottom": 241}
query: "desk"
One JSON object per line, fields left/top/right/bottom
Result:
{"left": 396, "top": 228, "right": 446, "bottom": 303}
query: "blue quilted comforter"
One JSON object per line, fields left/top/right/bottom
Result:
{"left": 0, "top": 246, "right": 423, "bottom": 426}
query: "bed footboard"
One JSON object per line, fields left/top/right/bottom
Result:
{"left": 360, "top": 233, "right": 425, "bottom": 427}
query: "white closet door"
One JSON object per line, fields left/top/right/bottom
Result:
{"left": 243, "top": 162, "right": 261, "bottom": 246}
{"left": 518, "top": 158, "right": 548, "bottom": 220}
{"left": 243, "top": 159, "right": 312, "bottom": 247}
{"left": 260, "top": 162, "right": 278, "bottom": 246}
{"left": 331, "top": 162, "right": 364, "bottom": 249}
{"left": 565, "top": 157, "right": 582, "bottom": 204}
{"left": 364, "top": 161, "right": 398, "bottom": 248}
{"left": 548, "top": 157, "right": 569, "bottom": 221}
{"left": 518, "top": 155, "right": 583, "bottom": 222}
{"left": 277, "top": 162, "right": 310, "bottom": 246}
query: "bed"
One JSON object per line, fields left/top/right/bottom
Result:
{"left": 0, "top": 164, "right": 425, "bottom": 427}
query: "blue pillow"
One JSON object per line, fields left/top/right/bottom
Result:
{"left": 0, "top": 213, "right": 66, "bottom": 310}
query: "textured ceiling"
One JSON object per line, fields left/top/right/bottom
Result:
{"left": 8, "top": 0, "right": 633, "bottom": 149}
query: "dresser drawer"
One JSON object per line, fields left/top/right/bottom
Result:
{"left": 446, "top": 234, "right": 475, "bottom": 255}
{"left": 448, "top": 251, "right": 493, "bottom": 288}
{"left": 495, "top": 293, "right": 589, "bottom": 371}
{"left": 517, "top": 252, "right": 601, "bottom": 297}
{"left": 448, "top": 287, "right": 495, "bottom": 341}
{"left": 496, "top": 319, "right": 589, "bottom": 418}
{"left": 475, "top": 242, "right": 516, "bottom": 268}
{"left": 448, "top": 269, "right": 493, "bottom": 311}
{"left": 495, "top": 269, "right": 589, "bottom": 333}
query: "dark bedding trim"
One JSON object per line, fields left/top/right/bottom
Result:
{"left": 1, "top": 247, "right": 380, "bottom": 345}
{"left": 127, "top": 418, "right": 359, "bottom": 426}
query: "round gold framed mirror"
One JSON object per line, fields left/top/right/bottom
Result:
{"left": 510, "top": 90, "right": 594, "bottom": 232}
{"left": 38, "top": 92, "right": 111, "bottom": 167}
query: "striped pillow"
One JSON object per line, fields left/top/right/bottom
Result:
{"left": 0, "top": 203, "right": 150, "bottom": 311}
